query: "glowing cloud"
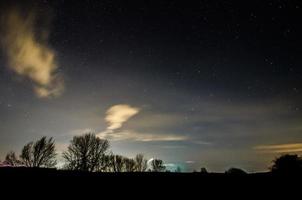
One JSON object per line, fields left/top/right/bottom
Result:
{"left": 185, "top": 161, "right": 195, "bottom": 164}
{"left": 105, "top": 104, "right": 140, "bottom": 130}
{"left": 97, "top": 104, "right": 187, "bottom": 142}
{"left": 254, "top": 143, "right": 302, "bottom": 153}
{"left": 0, "top": 9, "right": 64, "bottom": 98}
{"left": 98, "top": 130, "right": 188, "bottom": 142}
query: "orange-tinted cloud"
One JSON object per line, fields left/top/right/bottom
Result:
{"left": 97, "top": 104, "right": 188, "bottom": 142}
{"left": 254, "top": 143, "right": 302, "bottom": 153}
{"left": 0, "top": 9, "right": 64, "bottom": 98}
{"left": 105, "top": 104, "right": 140, "bottom": 130}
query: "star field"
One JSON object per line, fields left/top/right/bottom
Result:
{"left": 0, "top": 0, "right": 302, "bottom": 172}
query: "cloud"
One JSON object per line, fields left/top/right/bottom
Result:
{"left": 161, "top": 145, "right": 186, "bottom": 149}
{"left": 0, "top": 8, "right": 64, "bottom": 98}
{"left": 254, "top": 143, "right": 302, "bottom": 153}
{"left": 98, "top": 130, "right": 188, "bottom": 142}
{"left": 105, "top": 104, "right": 140, "bottom": 130}
{"left": 97, "top": 104, "right": 188, "bottom": 142}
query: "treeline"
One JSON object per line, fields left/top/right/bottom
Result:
{"left": 1, "top": 133, "right": 167, "bottom": 172}
{"left": 2, "top": 132, "right": 302, "bottom": 174}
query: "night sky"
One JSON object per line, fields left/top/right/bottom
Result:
{"left": 0, "top": 0, "right": 302, "bottom": 172}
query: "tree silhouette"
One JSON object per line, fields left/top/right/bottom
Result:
{"left": 104, "top": 154, "right": 148, "bottom": 172}
{"left": 134, "top": 154, "right": 148, "bottom": 172}
{"left": 109, "top": 154, "right": 125, "bottom": 172}
{"left": 271, "top": 154, "right": 302, "bottom": 174}
{"left": 225, "top": 167, "right": 247, "bottom": 175}
{"left": 4, "top": 151, "right": 22, "bottom": 166}
{"left": 200, "top": 167, "right": 208, "bottom": 174}
{"left": 20, "top": 137, "right": 57, "bottom": 168}
{"left": 63, "top": 133, "right": 109, "bottom": 172}
{"left": 151, "top": 159, "right": 166, "bottom": 172}
{"left": 124, "top": 157, "right": 136, "bottom": 172}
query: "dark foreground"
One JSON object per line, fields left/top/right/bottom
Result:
{"left": 0, "top": 167, "right": 300, "bottom": 197}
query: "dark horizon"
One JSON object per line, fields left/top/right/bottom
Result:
{"left": 1, "top": 0, "right": 302, "bottom": 172}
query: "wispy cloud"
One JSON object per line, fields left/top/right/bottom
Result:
{"left": 254, "top": 143, "right": 302, "bottom": 153}
{"left": 98, "top": 130, "right": 188, "bottom": 142}
{"left": 105, "top": 104, "right": 140, "bottom": 130}
{"left": 96, "top": 104, "right": 188, "bottom": 142}
{"left": 0, "top": 8, "right": 64, "bottom": 98}
{"left": 161, "top": 145, "right": 186, "bottom": 149}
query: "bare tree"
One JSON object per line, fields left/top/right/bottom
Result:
{"left": 151, "top": 159, "right": 166, "bottom": 172}
{"left": 200, "top": 167, "right": 208, "bottom": 174}
{"left": 124, "top": 157, "right": 136, "bottom": 172}
{"left": 101, "top": 154, "right": 114, "bottom": 172}
{"left": 20, "top": 137, "right": 57, "bottom": 168}
{"left": 109, "top": 154, "right": 125, "bottom": 172}
{"left": 63, "top": 133, "right": 109, "bottom": 172}
{"left": 20, "top": 142, "right": 33, "bottom": 167}
{"left": 105, "top": 154, "right": 148, "bottom": 172}
{"left": 134, "top": 154, "right": 147, "bottom": 172}
{"left": 4, "top": 151, "right": 22, "bottom": 166}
